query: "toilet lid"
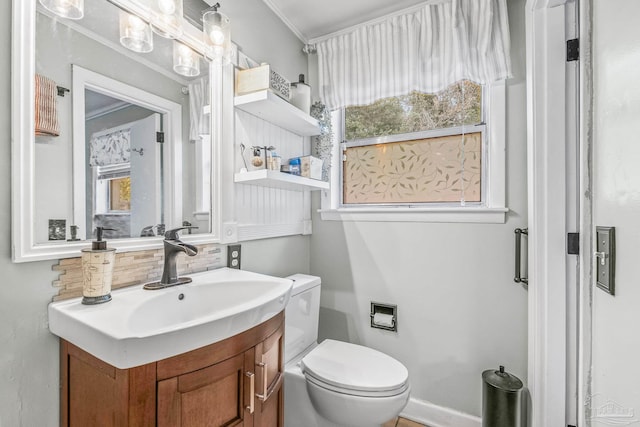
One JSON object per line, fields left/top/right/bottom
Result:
{"left": 301, "top": 339, "right": 409, "bottom": 394}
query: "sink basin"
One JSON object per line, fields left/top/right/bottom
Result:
{"left": 48, "top": 268, "right": 293, "bottom": 369}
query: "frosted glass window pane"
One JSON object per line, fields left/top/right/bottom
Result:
{"left": 343, "top": 132, "right": 481, "bottom": 204}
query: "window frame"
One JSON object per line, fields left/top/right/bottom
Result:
{"left": 319, "top": 81, "right": 507, "bottom": 223}
{"left": 93, "top": 163, "right": 132, "bottom": 215}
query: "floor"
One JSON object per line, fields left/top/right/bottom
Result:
{"left": 383, "top": 417, "right": 429, "bottom": 427}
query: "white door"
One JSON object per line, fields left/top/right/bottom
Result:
{"left": 129, "top": 113, "right": 162, "bottom": 237}
{"left": 584, "top": 1, "right": 640, "bottom": 425}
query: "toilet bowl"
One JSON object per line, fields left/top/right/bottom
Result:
{"left": 284, "top": 274, "right": 410, "bottom": 427}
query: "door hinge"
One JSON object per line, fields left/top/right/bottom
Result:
{"left": 156, "top": 131, "right": 165, "bottom": 143}
{"left": 568, "top": 232, "right": 580, "bottom": 255}
{"left": 567, "top": 38, "right": 579, "bottom": 61}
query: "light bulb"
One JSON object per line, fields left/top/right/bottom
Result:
{"left": 173, "top": 41, "right": 200, "bottom": 77}
{"left": 202, "top": 9, "right": 230, "bottom": 62}
{"left": 39, "top": 0, "right": 84, "bottom": 19}
{"left": 157, "top": 0, "right": 176, "bottom": 15}
{"left": 119, "top": 11, "right": 153, "bottom": 53}
{"left": 149, "top": 0, "right": 183, "bottom": 38}
{"left": 209, "top": 25, "right": 225, "bottom": 45}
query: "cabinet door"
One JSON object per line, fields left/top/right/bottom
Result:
{"left": 254, "top": 324, "right": 285, "bottom": 427}
{"left": 158, "top": 352, "right": 253, "bottom": 427}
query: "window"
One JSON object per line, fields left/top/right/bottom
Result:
{"left": 343, "top": 81, "right": 483, "bottom": 206}
{"left": 108, "top": 177, "right": 131, "bottom": 211}
{"left": 94, "top": 163, "right": 131, "bottom": 214}
{"left": 320, "top": 81, "right": 507, "bottom": 223}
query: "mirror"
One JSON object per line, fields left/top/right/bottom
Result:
{"left": 12, "top": 0, "right": 221, "bottom": 261}
{"left": 72, "top": 66, "right": 184, "bottom": 241}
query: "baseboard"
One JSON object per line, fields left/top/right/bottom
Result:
{"left": 400, "top": 397, "right": 481, "bottom": 427}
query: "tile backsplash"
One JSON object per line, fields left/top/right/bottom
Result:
{"left": 52, "top": 244, "right": 223, "bottom": 300}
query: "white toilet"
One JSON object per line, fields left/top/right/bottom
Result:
{"left": 284, "top": 274, "right": 410, "bottom": 427}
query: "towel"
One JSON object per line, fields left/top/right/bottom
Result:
{"left": 35, "top": 74, "right": 60, "bottom": 137}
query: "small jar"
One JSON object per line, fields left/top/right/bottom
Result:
{"left": 269, "top": 155, "right": 282, "bottom": 171}
{"left": 289, "top": 158, "right": 301, "bottom": 176}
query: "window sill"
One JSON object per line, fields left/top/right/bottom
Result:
{"left": 318, "top": 207, "right": 508, "bottom": 223}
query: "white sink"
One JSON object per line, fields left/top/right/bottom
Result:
{"left": 48, "top": 268, "right": 293, "bottom": 369}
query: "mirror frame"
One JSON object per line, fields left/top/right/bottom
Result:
{"left": 11, "top": 0, "right": 222, "bottom": 262}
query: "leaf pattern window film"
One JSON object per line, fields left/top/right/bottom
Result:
{"left": 343, "top": 132, "right": 482, "bottom": 204}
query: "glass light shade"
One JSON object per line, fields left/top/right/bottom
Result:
{"left": 148, "top": 0, "right": 184, "bottom": 39}
{"left": 173, "top": 42, "right": 201, "bottom": 77}
{"left": 39, "top": 0, "right": 84, "bottom": 20}
{"left": 119, "top": 11, "right": 153, "bottom": 53}
{"left": 202, "top": 9, "right": 231, "bottom": 63}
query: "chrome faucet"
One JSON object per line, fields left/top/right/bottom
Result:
{"left": 143, "top": 226, "right": 198, "bottom": 290}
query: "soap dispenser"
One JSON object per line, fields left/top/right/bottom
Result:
{"left": 81, "top": 227, "right": 116, "bottom": 305}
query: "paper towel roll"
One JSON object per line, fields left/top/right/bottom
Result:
{"left": 373, "top": 312, "right": 395, "bottom": 328}
{"left": 290, "top": 74, "right": 311, "bottom": 114}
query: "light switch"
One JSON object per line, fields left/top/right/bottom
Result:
{"left": 595, "top": 226, "right": 615, "bottom": 295}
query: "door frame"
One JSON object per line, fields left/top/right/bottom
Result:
{"left": 526, "top": 0, "right": 580, "bottom": 425}
{"left": 576, "top": 1, "right": 593, "bottom": 426}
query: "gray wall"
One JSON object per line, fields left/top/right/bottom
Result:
{"left": 223, "top": 1, "right": 307, "bottom": 83}
{"left": 309, "top": 0, "right": 528, "bottom": 417}
{"left": 0, "top": 1, "right": 309, "bottom": 426}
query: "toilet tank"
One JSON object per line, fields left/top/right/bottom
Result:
{"left": 284, "top": 274, "right": 321, "bottom": 364}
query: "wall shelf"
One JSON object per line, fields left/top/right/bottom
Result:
{"left": 234, "top": 170, "right": 329, "bottom": 191}
{"left": 234, "top": 90, "right": 320, "bottom": 136}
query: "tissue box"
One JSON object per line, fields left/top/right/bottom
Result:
{"left": 235, "top": 64, "right": 290, "bottom": 100}
{"left": 298, "top": 156, "right": 323, "bottom": 180}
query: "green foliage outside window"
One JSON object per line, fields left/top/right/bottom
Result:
{"left": 344, "top": 81, "right": 482, "bottom": 141}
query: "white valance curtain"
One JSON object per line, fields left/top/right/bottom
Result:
{"left": 89, "top": 129, "right": 131, "bottom": 167}
{"left": 316, "top": 0, "right": 512, "bottom": 111}
{"left": 188, "top": 76, "right": 210, "bottom": 142}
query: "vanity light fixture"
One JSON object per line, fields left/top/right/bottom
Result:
{"left": 202, "top": 3, "right": 231, "bottom": 63}
{"left": 147, "top": 0, "right": 184, "bottom": 39}
{"left": 119, "top": 10, "right": 154, "bottom": 53}
{"left": 39, "top": 0, "right": 84, "bottom": 20}
{"left": 173, "top": 41, "right": 201, "bottom": 77}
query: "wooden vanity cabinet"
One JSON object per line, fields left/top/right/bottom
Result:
{"left": 60, "top": 312, "right": 285, "bottom": 427}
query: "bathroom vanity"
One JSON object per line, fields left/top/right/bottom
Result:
{"left": 60, "top": 312, "right": 284, "bottom": 426}
{"left": 49, "top": 268, "right": 292, "bottom": 427}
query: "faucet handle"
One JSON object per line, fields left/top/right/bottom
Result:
{"left": 164, "top": 226, "right": 199, "bottom": 240}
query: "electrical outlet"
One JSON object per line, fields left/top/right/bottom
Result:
{"left": 227, "top": 244, "right": 241, "bottom": 269}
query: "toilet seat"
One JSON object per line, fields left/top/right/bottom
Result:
{"left": 301, "top": 339, "right": 409, "bottom": 397}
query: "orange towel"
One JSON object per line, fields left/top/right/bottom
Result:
{"left": 35, "top": 74, "right": 60, "bottom": 137}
